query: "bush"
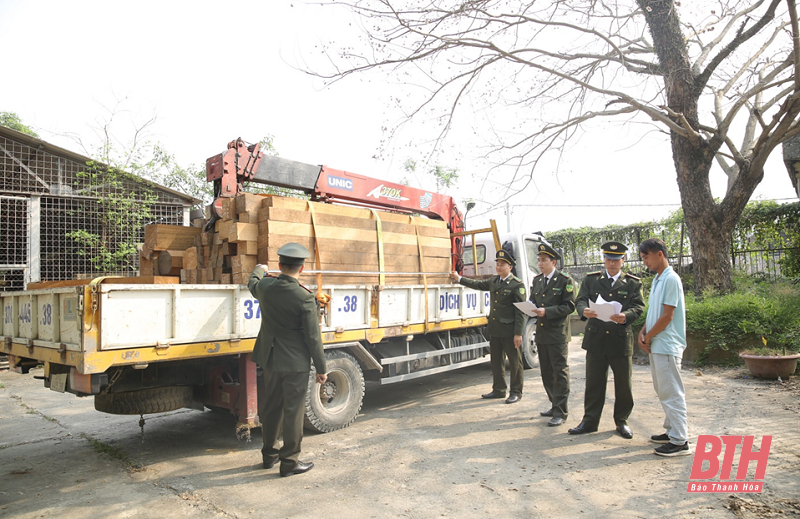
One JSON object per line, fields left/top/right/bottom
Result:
{"left": 686, "top": 279, "right": 800, "bottom": 362}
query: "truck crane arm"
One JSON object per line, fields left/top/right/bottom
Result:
{"left": 206, "top": 138, "right": 467, "bottom": 271}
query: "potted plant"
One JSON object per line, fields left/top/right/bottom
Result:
{"left": 739, "top": 330, "right": 800, "bottom": 380}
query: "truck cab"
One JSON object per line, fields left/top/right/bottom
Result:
{"left": 461, "top": 231, "right": 553, "bottom": 369}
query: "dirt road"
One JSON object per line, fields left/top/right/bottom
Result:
{"left": 1, "top": 338, "right": 798, "bottom": 518}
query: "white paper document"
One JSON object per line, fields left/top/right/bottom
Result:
{"left": 589, "top": 294, "right": 623, "bottom": 323}
{"left": 513, "top": 301, "right": 539, "bottom": 317}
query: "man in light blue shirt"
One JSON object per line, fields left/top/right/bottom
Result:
{"left": 638, "top": 238, "right": 690, "bottom": 457}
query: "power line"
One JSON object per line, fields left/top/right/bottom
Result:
{"left": 480, "top": 197, "right": 798, "bottom": 210}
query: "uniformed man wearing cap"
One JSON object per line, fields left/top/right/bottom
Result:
{"left": 530, "top": 243, "right": 576, "bottom": 426}
{"left": 249, "top": 242, "right": 328, "bottom": 477}
{"left": 568, "top": 241, "right": 644, "bottom": 439}
{"left": 450, "top": 249, "right": 527, "bottom": 404}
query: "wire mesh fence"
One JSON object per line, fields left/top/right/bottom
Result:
{"left": 1, "top": 129, "right": 190, "bottom": 291}
{"left": 0, "top": 196, "right": 29, "bottom": 291}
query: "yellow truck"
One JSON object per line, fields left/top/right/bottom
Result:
{"left": 1, "top": 139, "right": 549, "bottom": 432}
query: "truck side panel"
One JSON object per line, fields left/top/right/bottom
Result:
{"left": 2, "top": 283, "right": 490, "bottom": 354}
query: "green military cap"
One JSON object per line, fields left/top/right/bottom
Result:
{"left": 277, "top": 242, "right": 310, "bottom": 266}
{"left": 537, "top": 243, "right": 561, "bottom": 261}
{"left": 601, "top": 241, "right": 627, "bottom": 259}
{"left": 496, "top": 249, "right": 516, "bottom": 267}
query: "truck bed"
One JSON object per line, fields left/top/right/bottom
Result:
{"left": 2, "top": 281, "right": 490, "bottom": 374}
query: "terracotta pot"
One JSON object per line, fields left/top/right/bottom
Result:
{"left": 739, "top": 353, "right": 800, "bottom": 380}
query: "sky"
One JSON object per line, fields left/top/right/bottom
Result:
{"left": 1, "top": 0, "right": 797, "bottom": 236}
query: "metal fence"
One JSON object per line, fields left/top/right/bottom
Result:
{"left": 731, "top": 247, "right": 797, "bottom": 280}
{"left": 563, "top": 256, "right": 694, "bottom": 284}
{"left": 0, "top": 196, "right": 29, "bottom": 291}
{"left": 562, "top": 248, "right": 794, "bottom": 285}
{"left": 1, "top": 128, "right": 192, "bottom": 292}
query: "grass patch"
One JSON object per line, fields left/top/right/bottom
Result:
{"left": 80, "top": 433, "right": 144, "bottom": 472}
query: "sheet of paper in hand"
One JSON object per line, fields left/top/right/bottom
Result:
{"left": 513, "top": 301, "right": 539, "bottom": 317}
{"left": 589, "top": 294, "right": 623, "bottom": 323}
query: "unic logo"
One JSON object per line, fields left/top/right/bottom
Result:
{"left": 687, "top": 435, "right": 771, "bottom": 493}
{"left": 327, "top": 175, "right": 353, "bottom": 191}
{"left": 366, "top": 184, "right": 409, "bottom": 202}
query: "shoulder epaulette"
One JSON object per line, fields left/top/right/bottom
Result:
{"left": 624, "top": 273, "right": 640, "bottom": 281}
{"left": 586, "top": 271, "right": 602, "bottom": 276}
{"left": 298, "top": 281, "right": 314, "bottom": 293}
{"left": 512, "top": 275, "right": 522, "bottom": 283}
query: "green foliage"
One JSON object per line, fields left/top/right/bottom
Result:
{"left": 550, "top": 201, "right": 799, "bottom": 281}
{"left": 66, "top": 162, "right": 156, "bottom": 273}
{"left": 0, "top": 111, "right": 39, "bottom": 137}
{"left": 548, "top": 208, "right": 686, "bottom": 266}
{"left": 146, "top": 144, "right": 211, "bottom": 206}
{"left": 685, "top": 279, "right": 800, "bottom": 362}
{"left": 735, "top": 201, "right": 800, "bottom": 277}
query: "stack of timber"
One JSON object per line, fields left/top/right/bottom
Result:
{"left": 143, "top": 193, "right": 452, "bottom": 286}
{"left": 170, "top": 194, "right": 260, "bottom": 285}
{"left": 258, "top": 195, "right": 452, "bottom": 285}
{"left": 139, "top": 225, "right": 201, "bottom": 277}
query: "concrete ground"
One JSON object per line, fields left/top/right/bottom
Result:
{"left": 1, "top": 338, "right": 799, "bottom": 518}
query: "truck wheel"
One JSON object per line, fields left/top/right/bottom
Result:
{"left": 94, "top": 386, "right": 193, "bottom": 415}
{"left": 304, "top": 350, "right": 365, "bottom": 433}
{"left": 521, "top": 319, "right": 539, "bottom": 369}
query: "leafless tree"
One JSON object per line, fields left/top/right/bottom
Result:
{"left": 311, "top": 0, "right": 800, "bottom": 293}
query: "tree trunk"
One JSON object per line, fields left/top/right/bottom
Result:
{"left": 642, "top": 0, "right": 738, "bottom": 294}
{"left": 681, "top": 214, "right": 733, "bottom": 293}
{"left": 672, "top": 137, "right": 735, "bottom": 294}
{"left": 783, "top": 134, "right": 800, "bottom": 198}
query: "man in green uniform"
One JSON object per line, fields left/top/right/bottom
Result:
{"left": 249, "top": 243, "right": 328, "bottom": 477}
{"left": 450, "top": 249, "right": 527, "bottom": 404}
{"left": 530, "top": 243, "right": 576, "bottom": 426}
{"left": 569, "top": 241, "right": 645, "bottom": 439}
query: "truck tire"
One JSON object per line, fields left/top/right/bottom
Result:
{"left": 521, "top": 319, "right": 539, "bottom": 369}
{"left": 304, "top": 350, "right": 365, "bottom": 433}
{"left": 94, "top": 386, "right": 193, "bottom": 415}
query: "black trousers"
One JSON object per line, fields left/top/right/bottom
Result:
{"left": 537, "top": 341, "right": 570, "bottom": 418}
{"left": 581, "top": 350, "right": 633, "bottom": 427}
{"left": 489, "top": 335, "right": 524, "bottom": 395}
{"left": 257, "top": 356, "right": 308, "bottom": 469}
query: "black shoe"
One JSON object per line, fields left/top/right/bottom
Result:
{"left": 262, "top": 458, "right": 277, "bottom": 469}
{"left": 280, "top": 461, "right": 315, "bottom": 477}
{"left": 650, "top": 433, "right": 670, "bottom": 444}
{"left": 539, "top": 408, "right": 554, "bottom": 417}
{"left": 568, "top": 422, "right": 598, "bottom": 435}
{"left": 505, "top": 394, "right": 522, "bottom": 404}
{"left": 616, "top": 425, "right": 633, "bottom": 439}
{"left": 654, "top": 442, "right": 691, "bottom": 457}
{"left": 481, "top": 391, "right": 506, "bottom": 399}
{"left": 548, "top": 417, "right": 565, "bottom": 426}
